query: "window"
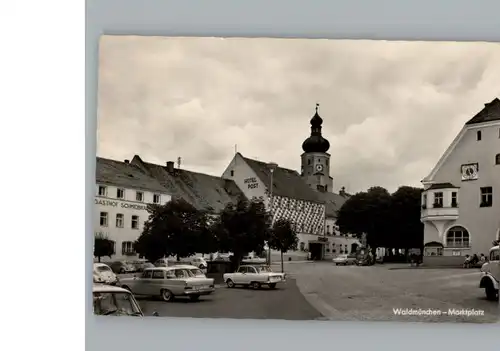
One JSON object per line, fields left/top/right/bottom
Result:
{"left": 451, "top": 192, "right": 458, "bottom": 208}
{"left": 131, "top": 215, "right": 139, "bottom": 229}
{"left": 115, "top": 213, "right": 124, "bottom": 228}
{"left": 165, "top": 270, "right": 175, "bottom": 279}
{"left": 480, "top": 187, "right": 493, "bottom": 207}
{"left": 153, "top": 194, "right": 160, "bottom": 204}
{"left": 326, "top": 159, "right": 329, "bottom": 166}
{"left": 477, "top": 130, "right": 482, "bottom": 141}
{"left": 490, "top": 249, "right": 499, "bottom": 262}
{"left": 326, "top": 225, "right": 330, "bottom": 234}
{"left": 121, "top": 241, "right": 135, "bottom": 255}
{"left": 421, "top": 194, "right": 427, "bottom": 209}
{"left": 98, "top": 185, "right": 107, "bottom": 196}
{"left": 152, "top": 270, "right": 165, "bottom": 279}
{"left": 238, "top": 266, "right": 247, "bottom": 273}
{"left": 99, "top": 212, "right": 108, "bottom": 227}
{"left": 247, "top": 267, "right": 257, "bottom": 273}
{"left": 230, "top": 170, "right": 234, "bottom": 176}
{"left": 141, "top": 270, "right": 152, "bottom": 279}
{"left": 174, "top": 269, "right": 189, "bottom": 278}
{"left": 116, "top": 188, "right": 124, "bottom": 199}
{"left": 299, "top": 242, "right": 305, "bottom": 251}
{"left": 446, "top": 226, "right": 470, "bottom": 248}
{"left": 136, "top": 191, "right": 143, "bottom": 202}
{"left": 495, "top": 154, "right": 500, "bottom": 165}
{"left": 433, "top": 192, "right": 443, "bottom": 208}
{"left": 308, "top": 159, "right": 311, "bottom": 165}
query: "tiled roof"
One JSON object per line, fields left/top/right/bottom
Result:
{"left": 95, "top": 157, "right": 169, "bottom": 193}
{"left": 316, "top": 191, "right": 349, "bottom": 218}
{"left": 465, "top": 98, "right": 500, "bottom": 125}
{"left": 240, "top": 153, "right": 322, "bottom": 204}
{"left": 427, "top": 182, "right": 459, "bottom": 190}
{"left": 130, "top": 156, "right": 245, "bottom": 213}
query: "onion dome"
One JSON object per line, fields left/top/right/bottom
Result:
{"left": 302, "top": 104, "right": 330, "bottom": 153}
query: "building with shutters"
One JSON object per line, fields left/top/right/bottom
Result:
{"left": 95, "top": 157, "right": 172, "bottom": 261}
{"left": 420, "top": 98, "right": 500, "bottom": 266}
{"left": 94, "top": 156, "right": 245, "bottom": 261}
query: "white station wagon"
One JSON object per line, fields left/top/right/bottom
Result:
{"left": 120, "top": 267, "right": 215, "bottom": 302}
{"left": 223, "top": 265, "right": 286, "bottom": 289}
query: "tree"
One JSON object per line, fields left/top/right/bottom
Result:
{"left": 336, "top": 186, "right": 392, "bottom": 255}
{"left": 390, "top": 186, "right": 424, "bottom": 253}
{"left": 268, "top": 219, "right": 299, "bottom": 273}
{"left": 94, "top": 232, "right": 115, "bottom": 263}
{"left": 211, "top": 196, "right": 271, "bottom": 270}
{"left": 134, "top": 198, "right": 212, "bottom": 262}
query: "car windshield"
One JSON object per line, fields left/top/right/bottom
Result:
{"left": 96, "top": 265, "right": 111, "bottom": 272}
{"left": 93, "top": 292, "right": 142, "bottom": 316}
{"left": 190, "top": 269, "right": 203, "bottom": 276}
{"left": 258, "top": 266, "right": 272, "bottom": 273}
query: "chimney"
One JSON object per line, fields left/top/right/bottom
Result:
{"left": 166, "top": 161, "right": 175, "bottom": 173}
{"left": 124, "top": 159, "right": 130, "bottom": 164}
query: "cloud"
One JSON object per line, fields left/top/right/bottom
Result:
{"left": 97, "top": 36, "right": 500, "bottom": 193}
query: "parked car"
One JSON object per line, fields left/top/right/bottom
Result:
{"left": 109, "top": 261, "right": 135, "bottom": 274}
{"left": 120, "top": 267, "right": 215, "bottom": 302}
{"left": 132, "top": 260, "right": 154, "bottom": 272}
{"left": 154, "top": 258, "right": 169, "bottom": 267}
{"left": 333, "top": 254, "right": 357, "bottom": 266}
{"left": 479, "top": 245, "right": 499, "bottom": 301}
{"left": 223, "top": 265, "right": 286, "bottom": 289}
{"left": 93, "top": 284, "right": 158, "bottom": 317}
{"left": 180, "top": 257, "right": 208, "bottom": 269}
{"left": 93, "top": 263, "right": 119, "bottom": 285}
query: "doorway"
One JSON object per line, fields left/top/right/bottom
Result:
{"left": 309, "top": 243, "right": 323, "bottom": 260}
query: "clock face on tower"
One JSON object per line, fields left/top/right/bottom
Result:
{"left": 315, "top": 164, "right": 324, "bottom": 172}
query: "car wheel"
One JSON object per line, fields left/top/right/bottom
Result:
{"left": 485, "top": 283, "right": 498, "bottom": 301}
{"left": 251, "top": 282, "right": 261, "bottom": 290}
{"left": 226, "top": 279, "right": 235, "bottom": 288}
{"left": 269, "top": 283, "right": 276, "bottom": 289}
{"left": 189, "top": 295, "right": 200, "bottom": 301}
{"left": 161, "top": 289, "right": 174, "bottom": 302}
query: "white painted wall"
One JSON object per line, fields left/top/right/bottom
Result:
{"left": 222, "top": 153, "right": 268, "bottom": 203}
{"left": 422, "top": 121, "right": 500, "bottom": 256}
{"left": 94, "top": 183, "right": 171, "bottom": 261}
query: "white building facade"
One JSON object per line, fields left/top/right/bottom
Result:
{"left": 95, "top": 157, "right": 172, "bottom": 261}
{"left": 420, "top": 98, "right": 500, "bottom": 266}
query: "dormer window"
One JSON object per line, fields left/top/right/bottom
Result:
{"left": 477, "top": 130, "right": 482, "bottom": 141}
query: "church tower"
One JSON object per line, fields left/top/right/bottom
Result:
{"left": 300, "top": 104, "right": 333, "bottom": 193}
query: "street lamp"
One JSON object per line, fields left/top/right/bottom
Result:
{"left": 267, "top": 162, "right": 278, "bottom": 265}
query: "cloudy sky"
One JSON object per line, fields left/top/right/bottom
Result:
{"left": 97, "top": 36, "right": 500, "bottom": 193}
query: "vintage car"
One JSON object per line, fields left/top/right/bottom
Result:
{"left": 332, "top": 254, "right": 357, "bottom": 266}
{"left": 479, "top": 245, "right": 499, "bottom": 301}
{"left": 93, "top": 284, "right": 158, "bottom": 317}
{"left": 109, "top": 261, "right": 136, "bottom": 274}
{"left": 180, "top": 257, "right": 208, "bottom": 269}
{"left": 223, "top": 265, "right": 286, "bottom": 289}
{"left": 120, "top": 267, "right": 215, "bottom": 302}
{"left": 93, "top": 263, "right": 119, "bottom": 285}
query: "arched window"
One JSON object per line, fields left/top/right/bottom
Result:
{"left": 495, "top": 154, "right": 500, "bottom": 165}
{"left": 446, "top": 226, "right": 470, "bottom": 248}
